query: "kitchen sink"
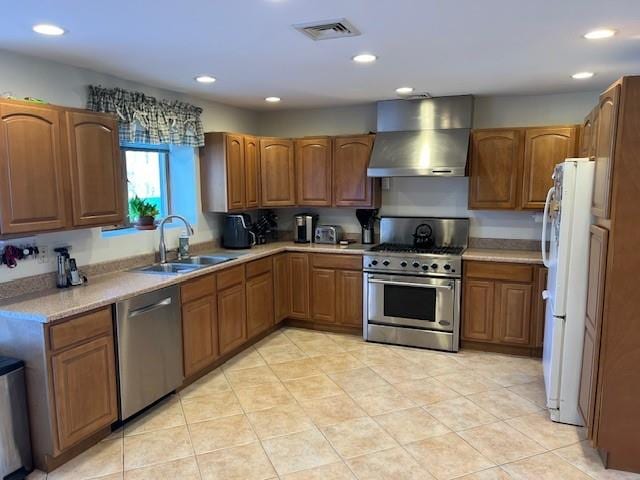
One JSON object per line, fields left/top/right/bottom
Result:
{"left": 175, "top": 255, "right": 236, "bottom": 266}
{"left": 132, "top": 263, "right": 205, "bottom": 275}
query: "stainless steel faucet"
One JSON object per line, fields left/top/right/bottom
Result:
{"left": 158, "top": 215, "right": 194, "bottom": 263}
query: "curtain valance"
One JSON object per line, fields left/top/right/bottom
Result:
{"left": 87, "top": 85, "right": 204, "bottom": 147}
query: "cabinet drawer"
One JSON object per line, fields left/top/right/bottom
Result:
{"left": 245, "top": 257, "right": 272, "bottom": 278}
{"left": 50, "top": 307, "right": 113, "bottom": 352}
{"left": 464, "top": 261, "right": 533, "bottom": 283}
{"left": 311, "top": 254, "right": 362, "bottom": 271}
{"left": 217, "top": 265, "right": 245, "bottom": 290}
{"left": 181, "top": 274, "right": 216, "bottom": 303}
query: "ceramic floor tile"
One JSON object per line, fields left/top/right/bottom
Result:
{"left": 222, "top": 347, "right": 267, "bottom": 372}
{"left": 299, "top": 393, "right": 367, "bottom": 427}
{"left": 283, "top": 373, "right": 343, "bottom": 401}
{"left": 234, "top": 381, "right": 297, "bottom": 412}
{"left": 369, "top": 360, "right": 432, "bottom": 384}
{"left": 254, "top": 331, "right": 295, "bottom": 349}
{"left": 93, "top": 474, "right": 124, "bottom": 480}
{"left": 247, "top": 404, "right": 315, "bottom": 439}
{"left": 501, "top": 452, "right": 592, "bottom": 480}
{"left": 457, "top": 467, "right": 514, "bottom": 479}
{"left": 349, "top": 383, "right": 416, "bottom": 416}
{"left": 411, "top": 355, "right": 468, "bottom": 376}
{"left": 48, "top": 438, "right": 123, "bottom": 480}
{"left": 345, "top": 344, "right": 403, "bottom": 365}
{"left": 310, "top": 352, "right": 365, "bottom": 374}
{"left": 321, "top": 416, "right": 398, "bottom": 459}
{"left": 553, "top": 441, "right": 640, "bottom": 479}
{"left": 296, "top": 338, "right": 347, "bottom": 356}
{"left": 123, "top": 425, "right": 193, "bottom": 471}
{"left": 123, "top": 395, "right": 185, "bottom": 436}
{"left": 506, "top": 411, "right": 586, "bottom": 450}
{"left": 373, "top": 407, "right": 450, "bottom": 444}
{"left": 189, "top": 413, "right": 257, "bottom": 454}
{"left": 466, "top": 389, "right": 542, "bottom": 420}
{"left": 457, "top": 422, "right": 547, "bottom": 465}
{"left": 324, "top": 333, "right": 366, "bottom": 349}
{"left": 280, "top": 461, "right": 356, "bottom": 479}
{"left": 257, "top": 343, "right": 308, "bottom": 364}
{"left": 329, "top": 367, "right": 388, "bottom": 394}
{"left": 283, "top": 328, "right": 327, "bottom": 343}
{"left": 393, "top": 378, "right": 460, "bottom": 406}
{"left": 404, "top": 432, "right": 495, "bottom": 480}
{"left": 269, "top": 357, "right": 324, "bottom": 381}
{"left": 474, "top": 365, "right": 542, "bottom": 388}
{"left": 392, "top": 346, "right": 450, "bottom": 364}
{"left": 197, "top": 441, "right": 276, "bottom": 480}
{"left": 179, "top": 368, "right": 231, "bottom": 401}
{"left": 181, "top": 390, "right": 243, "bottom": 424}
{"left": 434, "top": 372, "right": 503, "bottom": 395}
{"left": 261, "top": 428, "right": 340, "bottom": 476}
{"left": 506, "top": 381, "right": 547, "bottom": 408}
{"left": 224, "top": 365, "right": 280, "bottom": 389}
{"left": 425, "top": 396, "right": 500, "bottom": 431}
{"left": 123, "top": 457, "right": 200, "bottom": 480}
{"left": 347, "top": 446, "right": 436, "bottom": 480}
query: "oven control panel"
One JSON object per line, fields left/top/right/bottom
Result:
{"left": 363, "top": 254, "right": 462, "bottom": 278}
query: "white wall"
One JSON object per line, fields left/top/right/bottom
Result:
{"left": 257, "top": 90, "right": 600, "bottom": 239}
{"left": 0, "top": 50, "right": 258, "bottom": 282}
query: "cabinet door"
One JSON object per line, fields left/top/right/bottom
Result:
{"left": 226, "top": 134, "right": 245, "bottom": 210}
{"left": 0, "top": 102, "right": 69, "bottom": 234}
{"left": 521, "top": 126, "right": 578, "bottom": 209}
{"left": 51, "top": 335, "right": 118, "bottom": 451}
{"left": 468, "top": 129, "right": 522, "bottom": 210}
{"left": 495, "top": 282, "right": 533, "bottom": 345}
{"left": 259, "top": 138, "right": 296, "bottom": 206}
{"left": 182, "top": 295, "right": 218, "bottom": 378}
{"left": 532, "top": 267, "right": 548, "bottom": 348}
{"left": 246, "top": 271, "right": 275, "bottom": 337}
{"left": 579, "top": 111, "right": 594, "bottom": 158}
{"left": 217, "top": 283, "right": 247, "bottom": 355}
{"left": 289, "top": 253, "right": 310, "bottom": 320}
{"left": 579, "top": 225, "right": 608, "bottom": 430}
{"left": 273, "top": 254, "right": 291, "bottom": 322}
{"left": 295, "top": 138, "right": 332, "bottom": 206}
{"left": 333, "top": 135, "right": 377, "bottom": 207}
{"left": 336, "top": 270, "right": 363, "bottom": 328}
{"left": 66, "top": 111, "right": 124, "bottom": 227}
{"left": 244, "top": 136, "right": 260, "bottom": 209}
{"left": 463, "top": 279, "right": 495, "bottom": 341}
{"left": 592, "top": 84, "right": 620, "bottom": 218}
{"left": 311, "top": 268, "right": 336, "bottom": 323}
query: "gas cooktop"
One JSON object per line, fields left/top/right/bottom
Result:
{"left": 369, "top": 243, "right": 465, "bottom": 256}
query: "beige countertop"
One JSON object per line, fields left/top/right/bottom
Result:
{"left": 462, "top": 248, "right": 543, "bottom": 265}
{"left": 0, "top": 242, "right": 369, "bottom": 324}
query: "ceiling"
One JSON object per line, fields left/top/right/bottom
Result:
{"left": 1, "top": 0, "right": 639, "bottom": 110}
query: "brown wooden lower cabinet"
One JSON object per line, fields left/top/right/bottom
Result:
{"left": 311, "top": 267, "right": 337, "bottom": 323}
{"left": 289, "top": 253, "right": 311, "bottom": 320}
{"left": 336, "top": 270, "right": 363, "bottom": 327}
{"left": 273, "top": 253, "right": 291, "bottom": 322}
{"left": 218, "top": 280, "right": 248, "bottom": 355}
{"left": 246, "top": 269, "right": 275, "bottom": 337}
{"left": 182, "top": 295, "right": 218, "bottom": 378}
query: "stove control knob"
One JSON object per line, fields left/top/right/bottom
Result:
{"left": 412, "top": 262, "right": 420, "bottom": 268}
{"left": 422, "top": 265, "right": 429, "bottom": 271}
{"left": 371, "top": 260, "right": 378, "bottom": 266}
{"left": 400, "top": 261, "right": 408, "bottom": 267}
{"left": 382, "top": 260, "right": 391, "bottom": 267}
{"left": 444, "top": 264, "right": 451, "bottom": 271}
{"left": 431, "top": 263, "right": 439, "bottom": 269}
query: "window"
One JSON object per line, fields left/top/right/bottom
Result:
{"left": 124, "top": 146, "right": 171, "bottom": 222}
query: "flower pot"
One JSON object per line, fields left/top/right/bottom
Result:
{"left": 134, "top": 216, "right": 157, "bottom": 230}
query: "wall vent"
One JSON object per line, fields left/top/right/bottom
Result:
{"left": 293, "top": 18, "right": 361, "bottom": 41}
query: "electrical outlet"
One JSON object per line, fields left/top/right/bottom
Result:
{"left": 38, "top": 245, "right": 49, "bottom": 264}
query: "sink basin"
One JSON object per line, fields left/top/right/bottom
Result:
{"left": 133, "top": 263, "right": 204, "bottom": 275}
{"left": 176, "top": 255, "right": 236, "bottom": 266}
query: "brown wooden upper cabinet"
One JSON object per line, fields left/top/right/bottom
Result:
{"left": 333, "top": 135, "right": 379, "bottom": 207}
{"left": 0, "top": 99, "right": 125, "bottom": 235}
{"left": 468, "top": 125, "right": 578, "bottom": 210}
{"left": 260, "top": 137, "right": 296, "bottom": 207}
{"left": 295, "top": 137, "right": 332, "bottom": 206}
{"left": 200, "top": 132, "right": 261, "bottom": 212}
{"left": 579, "top": 108, "right": 597, "bottom": 158}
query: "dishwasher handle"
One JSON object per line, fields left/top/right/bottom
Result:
{"left": 128, "top": 297, "right": 173, "bottom": 318}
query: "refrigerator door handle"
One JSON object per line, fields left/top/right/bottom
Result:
{"left": 541, "top": 187, "right": 554, "bottom": 268}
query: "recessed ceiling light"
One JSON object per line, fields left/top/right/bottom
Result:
{"left": 352, "top": 54, "right": 377, "bottom": 63}
{"left": 32, "top": 23, "right": 66, "bottom": 36}
{"left": 395, "top": 87, "right": 414, "bottom": 95}
{"left": 584, "top": 29, "right": 616, "bottom": 40}
{"left": 265, "top": 96, "right": 281, "bottom": 103}
{"left": 194, "top": 75, "right": 216, "bottom": 84}
{"left": 572, "top": 71, "right": 595, "bottom": 79}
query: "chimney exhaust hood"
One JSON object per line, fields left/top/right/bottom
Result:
{"left": 368, "top": 95, "right": 473, "bottom": 177}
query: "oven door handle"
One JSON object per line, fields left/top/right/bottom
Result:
{"left": 368, "top": 279, "right": 453, "bottom": 290}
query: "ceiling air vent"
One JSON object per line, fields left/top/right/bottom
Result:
{"left": 294, "top": 18, "right": 361, "bottom": 41}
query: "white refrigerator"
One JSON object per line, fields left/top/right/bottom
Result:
{"left": 541, "top": 158, "right": 594, "bottom": 426}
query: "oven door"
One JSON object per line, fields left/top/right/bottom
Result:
{"left": 367, "top": 274, "right": 455, "bottom": 332}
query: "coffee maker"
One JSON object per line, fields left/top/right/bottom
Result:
{"left": 293, "top": 214, "right": 318, "bottom": 243}
{"left": 356, "top": 209, "right": 379, "bottom": 244}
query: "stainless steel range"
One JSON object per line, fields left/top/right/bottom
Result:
{"left": 363, "top": 217, "right": 469, "bottom": 352}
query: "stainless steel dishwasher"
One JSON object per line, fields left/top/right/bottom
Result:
{"left": 116, "top": 286, "right": 183, "bottom": 420}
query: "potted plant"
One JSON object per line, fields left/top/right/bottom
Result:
{"left": 129, "top": 195, "right": 159, "bottom": 230}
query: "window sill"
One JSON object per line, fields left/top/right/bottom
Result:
{"left": 101, "top": 222, "right": 188, "bottom": 238}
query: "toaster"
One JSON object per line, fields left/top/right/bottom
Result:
{"left": 314, "top": 225, "right": 344, "bottom": 244}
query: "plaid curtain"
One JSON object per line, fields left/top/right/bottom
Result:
{"left": 87, "top": 85, "right": 204, "bottom": 147}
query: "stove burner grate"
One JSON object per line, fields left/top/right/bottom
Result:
{"left": 369, "top": 243, "right": 464, "bottom": 255}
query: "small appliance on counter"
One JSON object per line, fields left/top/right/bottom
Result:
{"left": 253, "top": 210, "right": 279, "bottom": 244}
{"left": 293, "top": 213, "right": 318, "bottom": 243}
{"left": 356, "top": 209, "right": 379, "bottom": 244}
{"left": 54, "top": 246, "right": 87, "bottom": 288}
{"left": 314, "top": 225, "right": 344, "bottom": 244}
{"left": 222, "top": 214, "right": 256, "bottom": 249}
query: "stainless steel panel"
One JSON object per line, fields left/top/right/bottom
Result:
{"left": 367, "top": 324, "right": 457, "bottom": 352}
{"left": 116, "top": 286, "right": 183, "bottom": 420}
{"left": 377, "top": 96, "right": 473, "bottom": 132}
{"left": 378, "top": 216, "right": 469, "bottom": 247}
{"left": 0, "top": 366, "right": 32, "bottom": 477}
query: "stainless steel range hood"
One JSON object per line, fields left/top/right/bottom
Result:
{"left": 368, "top": 95, "right": 473, "bottom": 177}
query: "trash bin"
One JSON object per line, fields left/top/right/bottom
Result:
{"left": 0, "top": 356, "right": 32, "bottom": 480}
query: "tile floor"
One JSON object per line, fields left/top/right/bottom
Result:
{"left": 33, "top": 328, "right": 639, "bottom": 480}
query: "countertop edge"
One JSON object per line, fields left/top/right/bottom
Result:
{"left": 462, "top": 248, "right": 543, "bottom": 265}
